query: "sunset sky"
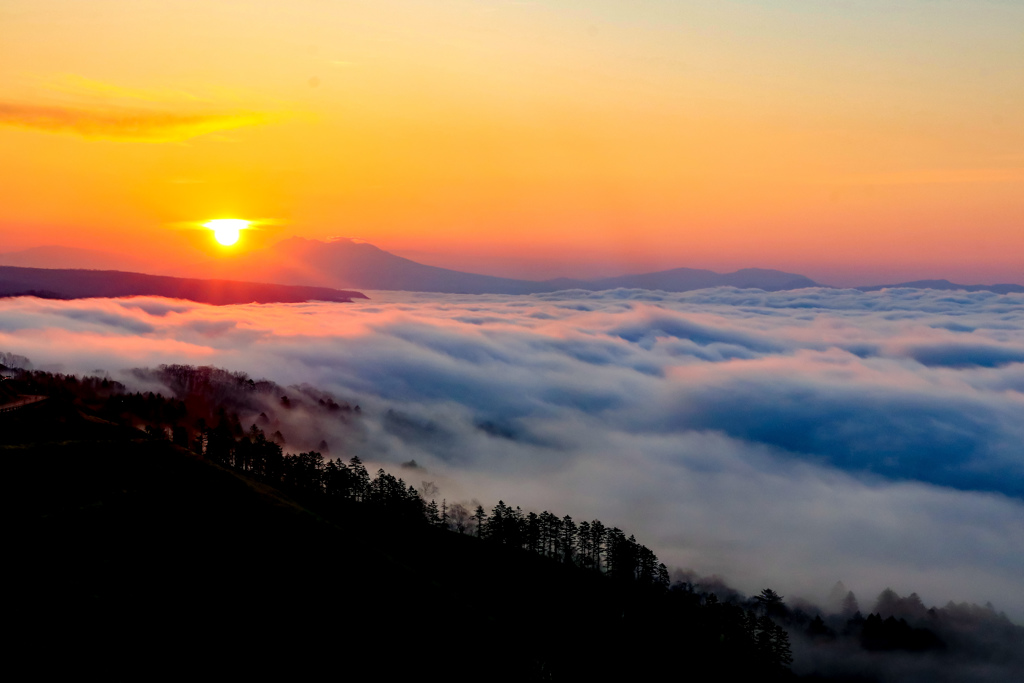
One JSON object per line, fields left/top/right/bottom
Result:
{"left": 3, "top": 0, "right": 1024, "bottom": 632}
{"left": 2, "top": 0, "right": 1021, "bottom": 285}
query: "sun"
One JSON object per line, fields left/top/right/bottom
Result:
{"left": 204, "top": 218, "right": 248, "bottom": 246}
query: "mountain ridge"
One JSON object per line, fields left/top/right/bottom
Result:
{"left": 0, "top": 265, "right": 367, "bottom": 305}
{"left": 201, "top": 237, "right": 824, "bottom": 294}
{"left": 0, "top": 245, "right": 156, "bottom": 272}
{"left": 4, "top": 241, "right": 1020, "bottom": 296}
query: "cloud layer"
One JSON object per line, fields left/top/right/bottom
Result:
{"left": 2, "top": 286, "right": 1022, "bottom": 618}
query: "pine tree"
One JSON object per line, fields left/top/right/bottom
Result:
{"left": 349, "top": 456, "right": 369, "bottom": 501}
{"left": 755, "top": 588, "right": 787, "bottom": 618}
{"left": 560, "top": 515, "right": 577, "bottom": 563}
{"left": 842, "top": 590, "right": 860, "bottom": 616}
{"left": 473, "top": 505, "right": 488, "bottom": 538}
{"left": 589, "top": 520, "right": 606, "bottom": 572}
{"left": 426, "top": 499, "right": 440, "bottom": 525}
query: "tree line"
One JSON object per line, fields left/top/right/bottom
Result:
{"left": 200, "top": 416, "right": 672, "bottom": 589}
{"left": 9, "top": 361, "right": 1022, "bottom": 680}
{"left": 5, "top": 363, "right": 797, "bottom": 675}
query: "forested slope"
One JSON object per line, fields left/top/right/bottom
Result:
{"left": 7, "top": 370, "right": 795, "bottom": 680}
{"left": 7, "top": 364, "right": 1020, "bottom": 680}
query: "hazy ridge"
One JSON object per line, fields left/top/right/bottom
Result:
{"left": 0, "top": 265, "right": 367, "bottom": 305}
{"left": 4, "top": 240, "right": 1019, "bottom": 298}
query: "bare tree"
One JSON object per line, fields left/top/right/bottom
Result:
{"left": 448, "top": 502, "right": 472, "bottom": 533}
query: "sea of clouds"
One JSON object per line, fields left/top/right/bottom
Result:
{"left": 2, "top": 286, "right": 1022, "bottom": 619}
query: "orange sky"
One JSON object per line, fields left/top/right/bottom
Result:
{"left": 1, "top": 0, "right": 1021, "bottom": 285}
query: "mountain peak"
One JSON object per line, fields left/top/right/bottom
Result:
{"left": 204, "top": 238, "right": 824, "bottom": 294}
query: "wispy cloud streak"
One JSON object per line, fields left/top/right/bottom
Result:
{"left": 0, "top": 102, "right": 276, "bottom": 141}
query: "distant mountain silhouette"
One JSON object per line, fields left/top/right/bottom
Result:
{"left": 11, "top": 240, "right": 1017, "bottom": 297}
{"left": 228, "top": 237, "right": 558, "bottom": 294}
{"left": 856, "top": 279, "right": 1023, "bottom": 295}
{"left": 0, "top": 245, "right": 156, "bottom": 272}
{"left": 0, "top": 266, "right": 367, "bottom": 305}
{"left": 206, "top": 237, "right": 822, "bottom": 294}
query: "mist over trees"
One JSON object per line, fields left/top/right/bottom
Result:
{"left": 0, "top": 351, "right": 32, "bottom": 370}
{"left": 4, "top": 358, "right": 1022, "bottom": 681}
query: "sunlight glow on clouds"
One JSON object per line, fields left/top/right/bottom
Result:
{"left": 0, "top": 102, "right": 279, "bottom": 142}
{"left": 2, "top": 286, "right": 1022, "bottom": 617}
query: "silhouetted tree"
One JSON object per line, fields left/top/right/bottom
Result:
{"left": 473, "top": 505, "right": 487, "bottom": 538}
{"left": 806, "top": 615, "right": 835, "bottom": 641}
{"left": 426, "top": 499, "right": 440, "bottom": 525}
{"left": 755, "top": 588, "right": 788, "bottom": 619}
{"left": 842, "top": 590, "right": 860, "bottom": 616}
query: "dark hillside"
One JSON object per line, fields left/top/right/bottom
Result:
{"left": 9, "top": 366, "right": 1018, "bottom": 680}
{"left": 8, "top": 396, "right": 792, "bottom": 680}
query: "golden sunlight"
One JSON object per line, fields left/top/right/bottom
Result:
{"left": 204, "top": 218, "right": 248, "bottom": 246}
